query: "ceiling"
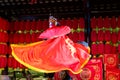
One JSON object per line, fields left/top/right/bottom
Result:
{"left": 0, "top": 0, "right": 120, "bottom": 20}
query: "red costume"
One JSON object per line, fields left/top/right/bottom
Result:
{"left": 11, "top": 24, "right": 90, "bottom": 74}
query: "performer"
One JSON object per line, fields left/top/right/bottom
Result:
{"left": 11, "top": 16, "right": 91, "bottom": 74}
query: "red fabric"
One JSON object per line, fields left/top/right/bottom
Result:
{"left": 111, "top": 32, "right": 117, "bottom": 43}
{"left": 104, "top": 54, "right": 118, "bottom": 69}
{"left": 106, "top": 68, "right": 120, "bottom": 80}
{"left": 69, "top": 58, "right": 103, "bottom": 80}
{"left": 91, "top": 43, "right": 98, "bottom": 55}
{"left": 104, "top": 31, "right": 111, "bottom": 41}
{"left": 97, "top": 17, "right": 103, "bottom": 28}
{"left": 91, "top": 17, "right": 97, "bottom": 28}
{"left": 68, "top": 32, "right": 75, "bottom": 42}
{"left": 111, "top": 16, "right": 117, "bottom": 29}
{"left": 97, "top": 30, "right": 104, "bottom": 41}
{"left": 11, "top": 26, "right": 90, "bottom": 74}
{"left": 39, "top": 26, "right": 71, "bottom": 39}
{"left": 69, "top": 66, "right": 95, "bottom": 80}
{"left": 98, "top": 42, "right": 104, "bottom": 54}
{"left": 103, "top": 16, "right": 111, "bottom": 28}
{"left": 91, "top": 31, "right": 97, "bottom": 42}
{"left": 68, "top": 32, "right": 77, "bottom": 42}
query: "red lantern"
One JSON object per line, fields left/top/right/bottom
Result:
{"left": 13, "top": 20, "right": 19, "bottom": 31}
{"left": 31, "top": 20, "right": 36, "bottom": 30}
{"left": 25, "top": 33, "right": 31, "bottom": 43}
{"left": 78, "top": 32, "right": 85, "bottom": 41}
{"left": 91, "top": 31, "right": 97, "bottom": 42}
{"left": 91, "top": 43, "right": 98, "bottom": 55}
{"left": 73, "top": 18, "right": 79, "bottom": 29}
{"left": 111, "top": 32, "right": 117, "bottom": 43}
{"left": 111, "top": 16, "right": 117, "bottom": 29}
{"left": 91, "top": 17, "right": 97, "bottom": 28}
{"left": 103, "top": 16, "right": 111, "bottom": 28}
{"left": 19, "top": 33, "right": 25, "bottom": 43}
{"left": 104, "top": 31, "right": 111, "bottom": 41}
{"left": 97, "top": 16, "right": 103, "bottom": 28}
{"left": 117, "top": 16, "right": 120, "bottom": 27}
{"left": 66, "top": 18, "right": 73, "bottom": 28}
{"left": 59, "top": 18, "right": 66, "bottom": 26}
{"left": 19, "top": 21, "right": 25, "bottom": 31}
{"left": 97, "top": 30, "right": 104, "bottom": 41}
{"left": 13, "top": 33, "right": 19, "bottom": 44}
{"left": 36, "top": 19, "right": 43, "bottom": 31}
{"left": 111, "top": 45, "right": 117, "bottom": 54}
{"left": 42, "top": 19, "right": 49, "bottom": 30}
{"left": 0, "top": 44, "right": 8, "bottom": 55}
{"left": 25, "top": 20, "right": 31, "bottom": 30}
{"left": 98, "top": 42, "right": 104, "bottom": 55}
{"left": 104, "top": 42, "right": 112, "bottom": 54}
{"left": 0, "top": 56, "right": 7, "bottom": 68}
{"left": 79, "top": 18, "right": 85, "bottom": 28}
{"left": 118, "top": 31, "right": 120, "bottom": 41}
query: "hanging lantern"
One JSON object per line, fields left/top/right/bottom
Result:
{"left": 97, "top": 16, "right": 103, "bottom": 28}
{"left": 104, "top": 31, "right": 111, "bottom": 41}
{"left": 0, "top": 56, "right": 7, "bottom": 69}
{"left": 104, "top": 42, "right": 112, "bottom": 54}
{"left": 97, "top": 30, "right": 105, "bottom": 41}
{"left": 91, "top": 31, "right": 97, "bottom": 42}
{"left": 111, "top": 16, "right": 117, "bottom": 29}
{"left": 103, "top": 16, "right": 111, "bottom": 28}
{"left": 98, "top": 42, "right": 104, "bottom": 55}
{"left": 111, "top": 32, "right": 117, "bottom": 43}
{"left": 73, "top": 18, "right": 79, "bottom": 29}
{"left": 91, "top": 17, "right": 97, "bottom": 28}
{"left": 36, "top": 19, "right": 43, "bottom": 31}
{"left": 79, "top": 18, "right": 85, "bottom": 28}
{"left": 91, "top": 43, "right": 98, "bottom": 55}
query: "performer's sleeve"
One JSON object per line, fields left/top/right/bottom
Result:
{"left": 39, "top": 26, "right": 71, "bottom": 39}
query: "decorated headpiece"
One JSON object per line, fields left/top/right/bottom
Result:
{"left": 49, "top": 16, "right": 58, "bottom": 28}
